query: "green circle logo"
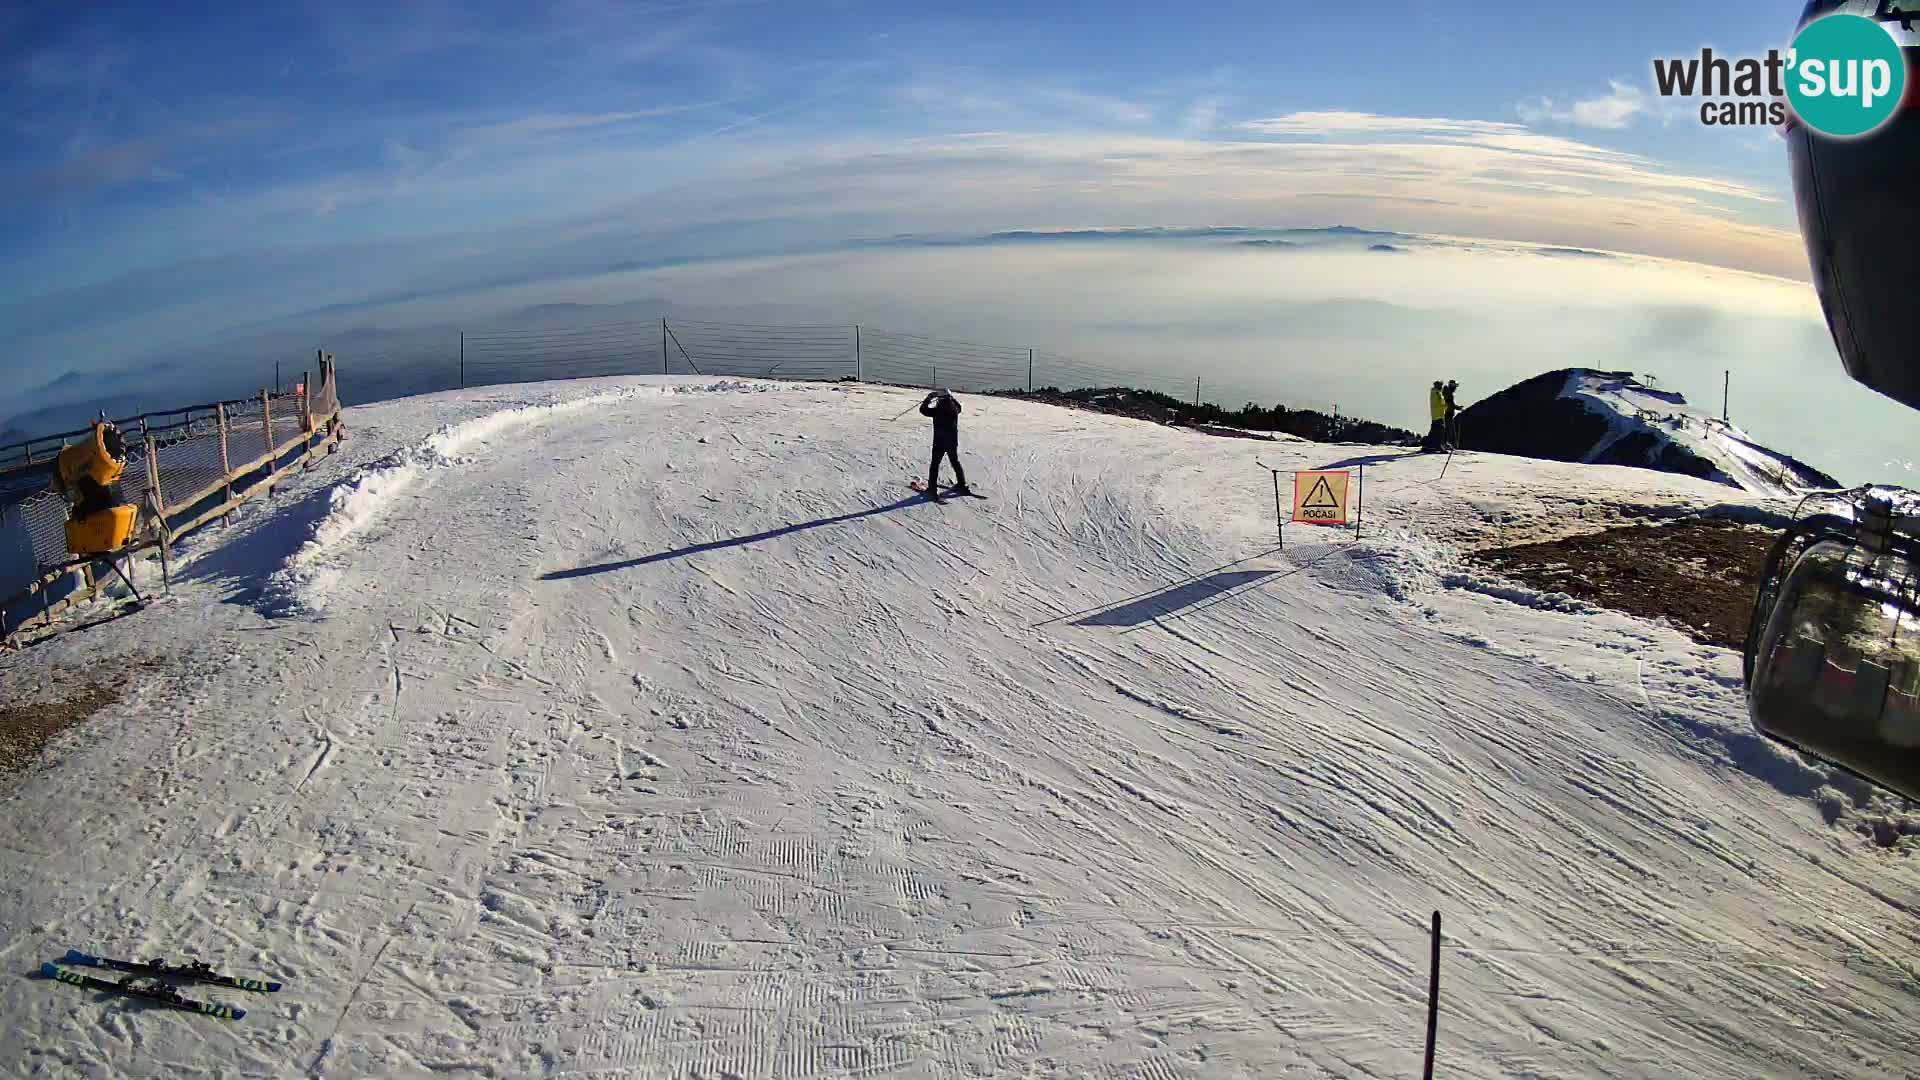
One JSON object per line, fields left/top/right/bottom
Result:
{"left": 1787, "top": 13, "right": 1906, "bottom": 138}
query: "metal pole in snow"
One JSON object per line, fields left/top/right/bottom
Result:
{"left": 1273, "top": 469, "right": 1282, "bottom": 543}
{"left": 1723, "top": 369, "right": 1730, "bottom": 422}
{"left": 1028, "top": 349, "right": 1034, "bottom": 393}
{"left": 1355, "top": 464, "right": 1364, "bottom": 539}
{"left": 855, "top": 325, "right": 861, "bottom": 381}
{"left": 662, "top": 319, "right": 669, "bottom": 375}
{"left": 1195, "top": 376, "right": 1201, "bottom": 406}
{"left": 1259, "top": 460, "right": 1284, "bottom": 547}
{"left": 1424, "top": 911, "right": 1442, "bottom": 1080}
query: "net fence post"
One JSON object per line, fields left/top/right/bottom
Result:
{"left": 1028, "top": 349, "right": 1034, "bottom": 392}
{"left": 261, "top": 390, "right": 276, "bottom": 491}
{"left": 216, "top": 403, "right": 234, "bottom": 521}
{"left": 855, "top": 325, "right": 861, "bottom": 381}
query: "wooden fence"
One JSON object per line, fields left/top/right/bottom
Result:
{"left": 0, "top": 353, "right": 345, "bottom": 645}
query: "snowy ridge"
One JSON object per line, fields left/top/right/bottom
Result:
{"left": 260, "top": 378, "right": 789, "bottom": 614}
{"left": 1558, "top": 371, "right": 1838, "bottom": 498}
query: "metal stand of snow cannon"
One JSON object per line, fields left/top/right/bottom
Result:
{"left": 1744, "top": 484, "right": 1920, "bottom": 803}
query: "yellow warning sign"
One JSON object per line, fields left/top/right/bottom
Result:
{"left": 1292, "top": 470, "right": 1350, "bottom": 525}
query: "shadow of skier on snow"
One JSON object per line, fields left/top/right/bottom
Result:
{"left": 538, "top": 495, "right": 929, "bottom": 581}
{"left": 1069, "top": 570, "right": 1280, "bottom": 627}
{"left": 1315, "top": 451, "right": 1424, "bottom": 470}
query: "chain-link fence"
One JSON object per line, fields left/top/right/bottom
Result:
{"left": 457, "top": 317, "right": 1367, "bottom": 431}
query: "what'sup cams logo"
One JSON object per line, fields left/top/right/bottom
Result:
{"left": 1652, "top": 0, "right": 1914, "bottom": 138}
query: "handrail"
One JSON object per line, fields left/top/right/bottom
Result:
{"left": 0, "top": 390, "right": 305, "bottom": 463}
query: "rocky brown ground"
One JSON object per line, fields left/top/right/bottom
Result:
{"left": 1464, "top": 517, "right": 1774, "bottom": 651}
{"left": 0, "top": 684, "right": 119, "bottom": 775}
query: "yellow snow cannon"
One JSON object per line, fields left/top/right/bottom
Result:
{"left": 51, "top": 420, "right": 138, "bottom": 555}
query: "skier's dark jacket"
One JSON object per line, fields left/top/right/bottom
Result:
{"left": 921, "top": 393, "right": 961, "bottom": 444}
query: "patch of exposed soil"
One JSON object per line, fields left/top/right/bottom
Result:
{"left": 1465, "top": 517, "right": 1774, "bottom": 651}
{"left": 0, "top": 685, "right": 119, "bottom": 775}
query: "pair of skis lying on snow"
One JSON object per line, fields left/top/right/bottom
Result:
{"left": 41, "top": 949, "right": 280, "bottom": 1021}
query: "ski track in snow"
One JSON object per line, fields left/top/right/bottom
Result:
{"left": 0, "top": 375, "right": 1915, "bottom": 1079}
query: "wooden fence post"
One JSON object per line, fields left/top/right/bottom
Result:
{"left": 147, "top": 489, "right": 171, "bottom": 595}
{"left": 261, "top": 390, "right": 276, "bottom": 490}
{"left": 302, "top": 372, "right": 315, "bottom": 455}
{"left": 144, "top": 432, "right": 164, "bottom": 521}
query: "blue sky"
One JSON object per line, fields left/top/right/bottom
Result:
{"left": 0, "top": 1, "right": 1841, "bottom": 402}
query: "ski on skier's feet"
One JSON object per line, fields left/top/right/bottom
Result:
{"left": 61, "top": 949, "right": 282, "bottom": 993}
{"left": 41, "top": 962, "right": 247, "bottom": 1020}
{"left": 909, "top": 479, "right": 985, "bottom": 499}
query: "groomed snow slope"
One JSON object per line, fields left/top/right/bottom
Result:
{"left": 1, "top": 377, "right": 1916, "bottom": 1079}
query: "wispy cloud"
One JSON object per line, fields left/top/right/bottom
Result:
{"left": 1515, "top": 79, "right": 1650, "bottom": 129}
{"left": 1233, "top": 112, "right": 1774, "bottom": 207}
{"left": 894, "top": 69, "right": 1159, "bottom": 130}
{"left": 1240, "top": 112, "right": 1518, "bottom": 137}
{"left": 450, "top": 106, "right": 733, "bottom": 150}
{"left": 1182, "top": 97, "right": 1223, "bottom": 133}
{"left": 1037, "top": 89, "right": 1155, "bottom": 125}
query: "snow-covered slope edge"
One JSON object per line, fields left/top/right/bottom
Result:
{"left": 260, "top": 379, "right": 794, "bottom": 614}
{"left": 1457, "top": 369, "right": 1841, "bottom": 498}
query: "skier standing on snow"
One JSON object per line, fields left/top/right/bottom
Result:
{"left": 1424, "top": 380, "right": 1448, "bottom": 452}
{"left": 1443, "top": 379, "right": 1461, "bottom": 450}
{"left": 920, "top": 390, "right": 971, "bottom": 498}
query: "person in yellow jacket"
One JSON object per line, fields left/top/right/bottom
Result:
{"left": 1424, "top": 380, "right": 1448, "bottom": 451}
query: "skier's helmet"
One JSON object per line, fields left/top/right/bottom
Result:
{"left": 1787, "top": 1, "right": 1920, "bottom": 410}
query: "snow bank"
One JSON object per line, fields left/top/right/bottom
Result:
{"left": 1456, "top": 369, "right": 1840, "bottom": 499}
{"left": 1560, "top": 371, "right": 1840, "bottom": 498}
{"left": 261, "top": 379, "right": 791, "bottom": 614}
